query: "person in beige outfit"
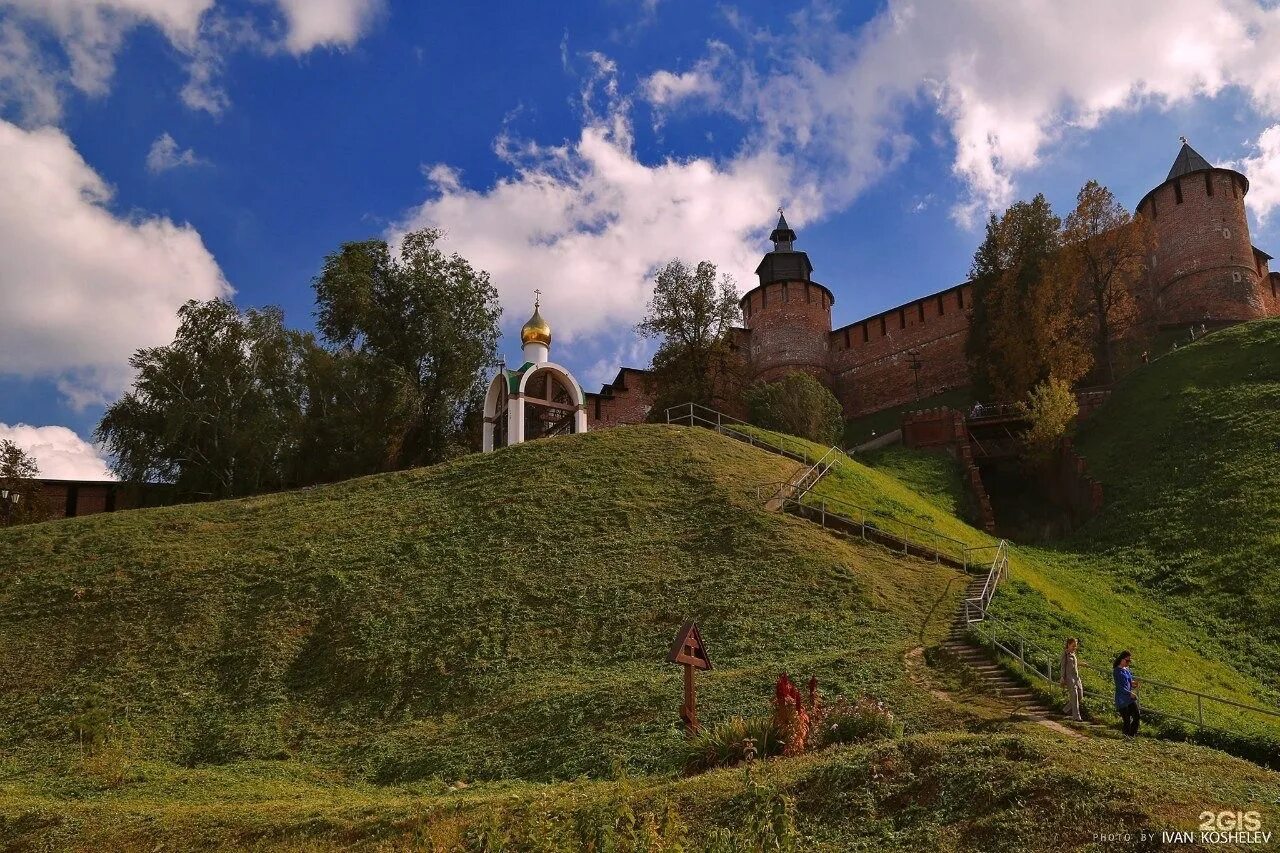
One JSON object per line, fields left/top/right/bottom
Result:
{"left": 1060, "top": 637, "right": 1084, "bottom": 721}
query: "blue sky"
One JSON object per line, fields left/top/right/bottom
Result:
{"left": 5, "top": 0, "right": 1280, "bottom": 477}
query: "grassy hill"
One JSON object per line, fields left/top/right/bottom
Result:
{"left": 2, "top": 420, "right": 1278, "bottom": 849}
{"left": 748, "top": 392, "right": 1280, "bottom": 748}
{"left": 1073, "top": 318, "right": 1280, "bottom": 685}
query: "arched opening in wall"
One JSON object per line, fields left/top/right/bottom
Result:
{"left": 483, "top": 375, "right": 511, "bottom": 450}
{"left": 522, "top": 368, "right": 579, "bottom": 442}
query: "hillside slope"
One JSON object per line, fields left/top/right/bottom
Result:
{"left": 0, "top": 426, "right": 969, "bottom": 785}
{"left": 755, "top": 421, "right": 1280, "bottom": 742}
{"left": 3, "top": 423, "right": 1279, "bottom": 849}
{"left": 1073, "top": 318, "right": 1280, "bottom": 684}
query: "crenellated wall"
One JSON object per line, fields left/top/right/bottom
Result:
{"left": 586, "top": 368, "right": 655, "bottom": 429}
{"left": 827, "top": 284, "right": 973, "bottom": 417}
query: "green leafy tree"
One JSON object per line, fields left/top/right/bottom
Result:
{"left": 312, "top": 228, "right": 501, "bottom": 466}
{"left": 0, "top": 439, "right": 43, "bottom": 525}
{"left": 637, "top": 259, "right": 743, "bottom": 415}
{"left": 745, "top": 372, "right": 843, "bottom": 444}
{"left": 1061, "top": 180, "right": 1155, "bottom": 384}
{"left": 966, "top": 194, "right": 1092, "bottom": 402}
{"left": 1017, "top": 377, "right": 1079, "bottom": 465}
{"left": 96, "top": 299, "right": 310, "bottom": 499}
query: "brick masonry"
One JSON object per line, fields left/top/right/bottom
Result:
{"left": 595, "top": 149, "right": 1278, "bottom": 427}
{"left": 1138, "top": 168, "right": 1268, "bottom": 326}
{"left": 585, "top": 368, "right": 656, "bottom": 429}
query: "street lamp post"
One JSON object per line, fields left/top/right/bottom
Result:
{"left": 0, "top": 489, "right": 21, "bottom": 526}
{"left": 907, "top": 350, "right": 923, "bottom": 401}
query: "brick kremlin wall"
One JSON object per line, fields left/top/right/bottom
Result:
{"left": 585, "top": 368, "right": 655, "bottom": 429}
{"left": 827, "top": 283, "right": 974, "bottom": 417}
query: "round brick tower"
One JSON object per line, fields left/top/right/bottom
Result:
{"left": 1136, "top": 141, "right": 1265, "bottom": 326}
{"left": 740, "top": 212, "right": 834, "bottom": 384}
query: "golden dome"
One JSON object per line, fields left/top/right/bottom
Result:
{"left": 520, "top": 298, "right": 552, "bottom": 348}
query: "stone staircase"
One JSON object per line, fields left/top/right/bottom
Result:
{"left": 941, "top": 576, "right": 1074, "bottom": 725}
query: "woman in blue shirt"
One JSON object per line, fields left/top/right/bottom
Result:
{"left": 1113, "top": 650, "right": 1140, "bottom": 736}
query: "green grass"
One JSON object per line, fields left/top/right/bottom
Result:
{"left": 1072, "top": 319, "right": 1280, "bottom": 688}
{"left": 4, "top": 383, "right": 1280, "bottom": 849}
{"left": 0, "top": 426, "right": 996, "bottom": 838}
{"left": 745, "top": 399, "right": 1280, "bottom": 746}
{"left": 3, "top": 728, "right": 1277, "bottom": 851}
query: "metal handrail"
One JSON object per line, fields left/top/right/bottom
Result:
{"left": 759, "top": 487, "right": 972, "bottom": 568}
{"left": 970, "top": 611, "right": 1280, "bottom": 736}
{"left": 665, "top": 403, "right": 820, "bottom": 466}
{"left": 792, "top": 445, "right": 841, "bottom": 499}
{"left": 963, "top": 539, "right": 1009, "bottom": 622}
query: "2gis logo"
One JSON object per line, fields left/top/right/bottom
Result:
{"left": 1172, "top": 810, "right": 1271, "bottom": 845}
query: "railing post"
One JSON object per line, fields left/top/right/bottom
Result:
{"left": 860, "top": 509, "right": 866, "bottom": 541}
{"left": 820, "top": 501, "right": 826, "bottom": 528}
{"left": 1018, "top": 639, "right": 1025, "bottom": 668}
{"left": 1197, "top": 695, "right": 1204, "bottom": 729}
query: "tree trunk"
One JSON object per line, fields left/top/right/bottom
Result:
{"left": 1094, "top": 290, "right": 1113, "bottom": 384}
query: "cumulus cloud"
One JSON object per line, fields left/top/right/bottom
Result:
{"left": 145, "top": 132, "right": 205, "bottom": 173}
{"left": 647, "top": 0, "right": 1280, "bottom": 225}
{"left": 0, "top": 120, "right": 229, "bottom": 407}
{"left": 273, "top": 0, "right": 383, "bottom": 55}
{"left": 396, "top": 57, "right": 819, "bottom": 351}
{"left": 0, "top": 0, "right": 380, "bottom": 121}
{"left": 1234, "top": 124, "right": 1280, "bottom": 222}
{"left": 0, "top": 423, "right": 114, "bottom": 480}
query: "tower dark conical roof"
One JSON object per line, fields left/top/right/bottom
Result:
{"left": 769, "top": 210, "right": 797, "bottom": 248}
{"left": 754, "top": 209, "right": 815, "bottom": 290}
{"left": 1167, "top": 141, "right": 1214, "bottom": 181}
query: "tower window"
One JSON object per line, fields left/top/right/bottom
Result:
{"left": 1205, "top": 172, "right": 1214, "bottom": 196}
{"left": 1223, "top": 228, "right": 1231, "bottom": 239}
{"left": 918, "top": 302, "right": 926, "bottom": 322}
{"left": 1174, "top": 180, "right": 1183, "bottom": 204}
{"left": 1272, "top": 276, "right": 1277, "bottom": 298}
{"left": 1232, "top": 177, "right": 1239, "bottom": 198}
{"left": 880, "top": 316, "right": 887, "bottom": 336}
{"left": 958, "top": 288, "right": 966, "bottom": 309}
{"left": 844, "top": 327, "right": 851, "bottom": 348}
{"left": 1232, "top": 271, "right": 1242, "bottom": 283}
{"left": 899, "top": 308, "right": 906, "bottom": 329}
{"left": 806, "top": 285, "right": 812, "bottom": 304}
{"left": 783, "top": 283, "right": 789, "bottom": 303}
{"left": 862, "top": 323, "right": 869, "bottom": 343}
{"left": 761, "top": 287, "right": 767, "bottom": 308}
{"left": 1151, "top": 198, "right": 1158, "bottom": 220}
{"left": 937, "top": 295, "right": 945, "bottom": 316}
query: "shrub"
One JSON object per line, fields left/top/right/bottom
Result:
{"left": 813, "top": 695, "right": 900, "bottom": 747}
{"left": 684, "top": 715, "right": 782, "bottom": 773}
{"left": 1016, "top": 377, "right": 1078, "bottom": 464}
{"left": 745, "top": 372, "right": 844, "bottom": 445}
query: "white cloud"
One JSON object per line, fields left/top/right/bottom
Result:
{"left": 0, "top": 20, "right": 64, "bottom": 125}
{"left": 0, "top": 120, "right": 230, "bottom": 406}
{"left": 396, "top": 58, "right": 820, "bottom": 353}
{"left": 0, "top": 423, "right": 114, "bottom": 480}
{"left": 145, "top": 132, "right": 205, "bottom": 173}
{"left": 1234, "top": 124, "right": 1280, "bottom": 221}
{"left": 642, "top": 68, "right": 719, "bottom": 107}
{"left": 0, "top": 0, "right": 212, "bottom": 96}
{"left": 0, "top": 0, "right": 380, "bottom": 121}
{"left": 272, "top": 0, "right": 383, "bottom": 55}
{"left": 648, "top": 0, "right": 1280, "bottom": 225}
